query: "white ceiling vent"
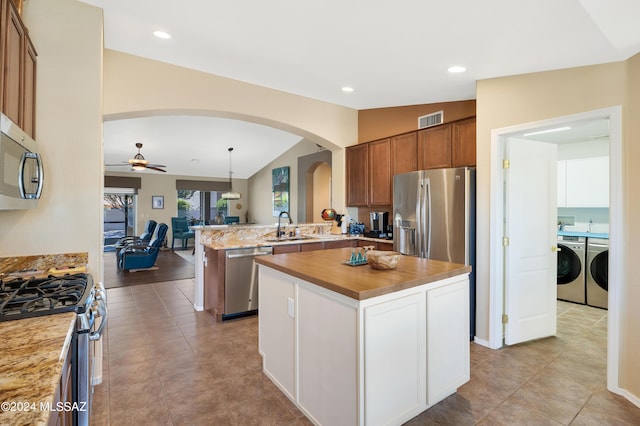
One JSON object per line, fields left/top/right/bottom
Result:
{"left": 418, "top": 111, "right": 444, "bottom": 129}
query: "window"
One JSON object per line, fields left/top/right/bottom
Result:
{"left": 177, "top": 190, "right": 228, "bottom": 224}
{"left": 103, "top": 189, "right": 137, "bottom": 252}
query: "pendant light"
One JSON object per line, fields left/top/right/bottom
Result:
{"left": 221, "top": 147, "right": 241, "bottom": 200}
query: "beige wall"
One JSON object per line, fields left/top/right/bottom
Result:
{"left": 248, "top": 139, "right": 318, "bottom": 225}
{"left": 103, "top": 50, "right": 357, "bottom": 215}
{"left": 476, "top": 61, "right": 638, "bottom": 395}
{"left": 0, "top": 1, "right": 103, "bottom": 278}
{"left": 357, "top": 100, "right": 476, "bottom": 143}
{"left": 312, "top": 163, "right": 332, "bottom": 223}
{"left": 623, "top": 53, "right": 640, "bottom": 397}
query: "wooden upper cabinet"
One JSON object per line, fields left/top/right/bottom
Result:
{"left": 22, "top": 34, "right": 36, "bottom": 138}
{"left": 346, "top": 143, "right": 369, "bottom": 206}
{"left": 418, "top": 124, "right": 452, "bottom": 170}
{"left": 391, "top": 132, "right": 418, "bottom": 176}
{"left": 452, "top": 117, "right": 476, "bottom": 167}
{"left": 3, "top": 0, "right": 25, "bottom": 127}
{"left": 1, "top": 0, "right": 37, "bottom": 136}
{"left": 368, "top": 138, "right": 392, "bottom": 206}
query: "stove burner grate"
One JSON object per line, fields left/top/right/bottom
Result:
{"left": 0, "top": 273, "right": 91, "bottom": 321}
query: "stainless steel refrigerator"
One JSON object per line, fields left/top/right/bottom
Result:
{"left": 393, "top": 167, "right": 476, "bottom": 338}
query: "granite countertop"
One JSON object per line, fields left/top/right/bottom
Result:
{"left": 255, "top": 247, "right": 471, "bottom": 300}
{"left": 558, "top": 230, "right": 609, "bottom": 239}
{"left": 0, "top": 312, "right": 76, "bottom": 426}
{"left": 0, "top": 252, "right": 88, "bottom": 277}
{"left": 202, "top": 233, "right": 392, "bottom": 250}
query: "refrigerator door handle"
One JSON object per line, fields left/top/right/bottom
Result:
{"left": 416, "top": 178, "right": 423, "bottom": 257}
{"left": 424, "top": 177, "right": 432, "bottom": 259}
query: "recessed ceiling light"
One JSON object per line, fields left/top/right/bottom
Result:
{"left": 153, "top": 30, "right": 172, "bottom": 40}
{"left": 448, "top": 66, "right": 466, "bottom": 73}
{"left": 341, "top": 86, "right": 354, "bottom": 93}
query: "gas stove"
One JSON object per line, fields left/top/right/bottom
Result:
{"left": 0, "top": 273, "right": 93, "bottom": 322}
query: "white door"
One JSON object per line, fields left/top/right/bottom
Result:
{"left": 504, "top": 138, "right": 557, "bottom": 345}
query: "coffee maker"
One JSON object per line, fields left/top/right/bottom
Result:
{"left": 365, "top": 211, "right": 389, "bottom": 238}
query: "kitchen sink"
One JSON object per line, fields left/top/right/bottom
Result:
{"left": 263, "top": 236, "right": 316, "bottom": 243}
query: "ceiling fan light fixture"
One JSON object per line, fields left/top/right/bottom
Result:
{"left": 132, "top": 164, "right": 145, "bottom": 171}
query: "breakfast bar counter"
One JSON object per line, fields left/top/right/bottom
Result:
{"left": 254, "top": 247, "right": 471, "bottom": 300}
{"left": 256, "top": 248, "right": 472, "bottom": 426}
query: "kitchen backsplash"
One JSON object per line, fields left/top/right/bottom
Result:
{"left": 557, "top": 207, "right": 609, "bottom": 233}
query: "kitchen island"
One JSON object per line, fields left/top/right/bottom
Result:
{"left": 255, "top": 248, "right": 472, "bottom": 426}
{"left": 191, "top": 223, "right": 394, "bottom": 316}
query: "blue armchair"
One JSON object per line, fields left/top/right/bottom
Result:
{"left": 118, "top": 223, "right": 168, "bottom": 271}
{"left": 171, "top": 217, "right": 195, "bottom": 250}
{"left": 114, "top": 220, "right": 157, "bottom": 250}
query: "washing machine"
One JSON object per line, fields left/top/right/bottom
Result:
{"left": 557, "top": 235, "right": 586, "bottom": 304}
{"left": 586, "top": 237, "right": 608, "bottom": 309}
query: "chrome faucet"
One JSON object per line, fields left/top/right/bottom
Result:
{"left": 277, "top": 211, "right": 293, "bottom": 238}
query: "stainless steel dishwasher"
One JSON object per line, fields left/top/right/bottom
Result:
{"left": 224, "top": 246, "right": 273, "bottom": 320}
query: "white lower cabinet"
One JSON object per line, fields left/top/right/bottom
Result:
{"left": 362, "top": 292, "right": 426, "bottom": 425}
{"left": 257, "top": 268, "right": 296, "bottom": 400}
{"left": 426, "top": 280, "right": 470, "bottom": 406}
{"left": 258, "top": 266, "right": 470, "bottom": 426}
{"left": 297, "top": 284, "right": 358, "bottom": 425}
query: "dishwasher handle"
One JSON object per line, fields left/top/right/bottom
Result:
{"left": 226, "top": 250, "right": 272, "bottom": 259}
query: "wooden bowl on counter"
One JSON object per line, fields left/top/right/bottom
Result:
{"left": 367, "top": 250, "right": 401, "bottom": 270}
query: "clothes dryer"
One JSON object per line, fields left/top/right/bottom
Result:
{"left": 557, "top": 236, "right": 586, "bottom": 304}
{"left": 586, "top": 237, "right": 608, "bottom": 309}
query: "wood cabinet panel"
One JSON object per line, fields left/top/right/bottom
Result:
{"left": 452, "top": 117, "right": 476, "bottom": 167}
{"left": 323, "top": 240, "right": 356, "bottom": 249}
{"left": 418, "top": 125, "right": 452, "bottom": 170}
{"left": 357, "top": 240, "right": 393, "bottom": 251}
{"left": 391, "top": 132, "right": 418, "bottom": 175}
{"left": 3, "top": 0, "right": 24, "bottom": 126}
{"left": 346, "top": 143, "right": 369, "bottom": 206}
{"left": 300, "top": 242, "right": 323, "bottom": 252}
{"left": 377, "top": 242, "right": 394, "bottom": 251}
{"left": 273, "top": 244, "right": 300, "bottom": 254}
{"left": 1, "top": 0, "right": 36, "bottom": 135}
{"left": 22, "top": 34, "right": 36, "bottom": 137}
{"left": 204, "top": 248, "right": 225, "bottom": 321}
{"left": 368, "top": 138, "right": 392, "bottom": 206}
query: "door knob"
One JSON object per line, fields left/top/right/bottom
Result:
{"left": 552, "top": 246, "right": 562, "bottom": 252}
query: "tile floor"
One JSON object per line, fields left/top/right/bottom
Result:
{"left": 91, "top": 280, "right": 640, "bottom": 425}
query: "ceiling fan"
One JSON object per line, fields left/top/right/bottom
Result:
{"left": 106, "top": 142, "right": 167, "bottom": 172}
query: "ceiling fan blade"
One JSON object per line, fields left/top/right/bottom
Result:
{"left": 146, "top": 163, "right": 167, "bottom": 168}
{"left": 145, "top": 166, "right": 167, "bottom": 172}
{"left": 105, "top": 162, "right": 130, "bottom": 167}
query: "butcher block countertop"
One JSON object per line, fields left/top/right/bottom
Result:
{"left": 0, "top": 312, "right": 76, "bottom": 426}
{"left": 255, "top": 247, "right": 472, "bottom": 300}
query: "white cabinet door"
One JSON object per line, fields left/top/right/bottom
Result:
{"left": 258, "top": 267, "right": 296, "bottom": 400}
{"left": 363, "top": 292, "right": 427, "bottom": 426}
{"left": 297, "top": 284, "right": 357, "bottom": 426}
{"left": 564, "top": 157, "right": 609, "bottom": 207}
{"left": 426, "top": 279, "right": 470, "bottom": 406}
{"left": 557, "top": 160, "right": 567, "bottom": 207}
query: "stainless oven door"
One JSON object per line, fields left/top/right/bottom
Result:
{"left": 75, "top": 282, "right": 107, "bottom": 426}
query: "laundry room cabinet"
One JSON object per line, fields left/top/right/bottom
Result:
{"left": 557, "top": 156, "right": 609, "bottom": 207}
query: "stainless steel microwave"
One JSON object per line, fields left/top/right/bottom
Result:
{"left": 0, "top": 113, "right": 43, "bottom": 210}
